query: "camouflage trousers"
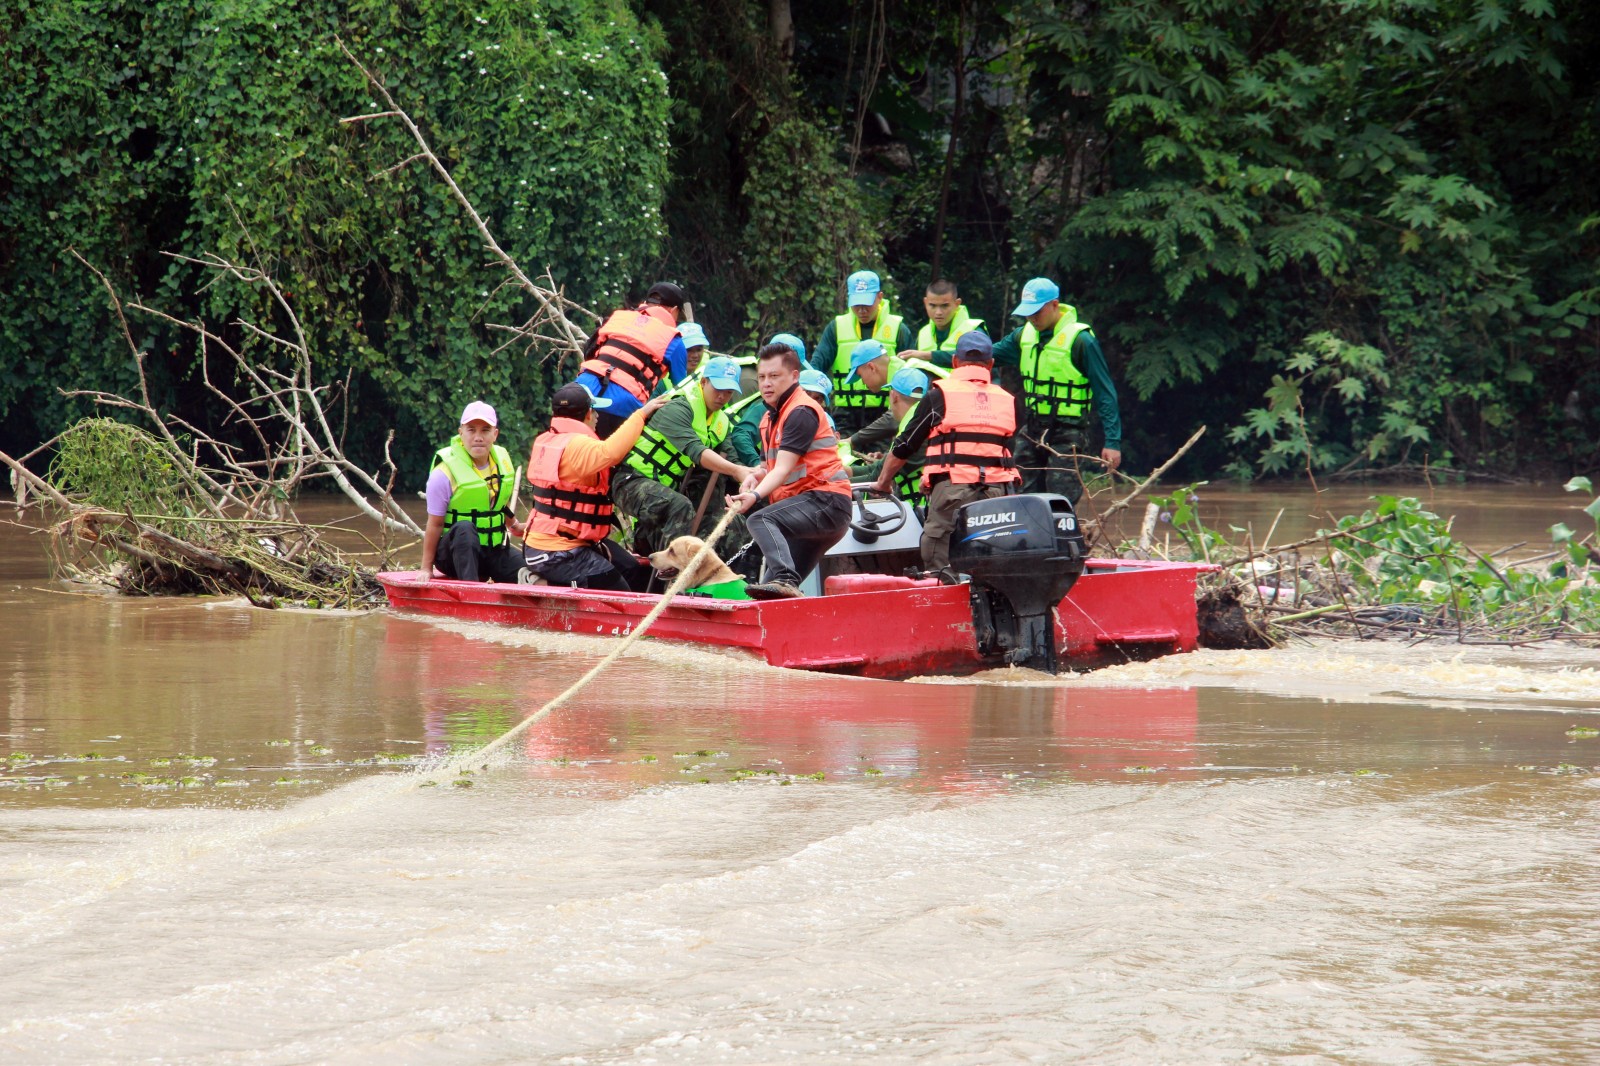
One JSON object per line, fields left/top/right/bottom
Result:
{"left": 1014, "top": 421, "right": 1088, "bottom": 504}
{"left": 611, "top": 469, "right": 751, "bottom": 562}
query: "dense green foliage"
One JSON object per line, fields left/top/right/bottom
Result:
{"left": 651, "top": 0, "right": 1600, "bottom": 479}
{"left": 3, "top": 0, "right": 1596, "bottom": 483}
{"left": 1, "top": 0, "right": 669, "bottom": 472}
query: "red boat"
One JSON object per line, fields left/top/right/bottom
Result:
{"left": 379, "top": 488, "right": 1212, "bottom": 679}
{"left": 376, "top": 555, "right": 1210, "bottom": 680}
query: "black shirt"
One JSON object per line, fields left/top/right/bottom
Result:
{"left": 764, "top": 383, "right": 822, "bottom": 456}
{"left": 891, "top": 376, "right": 1026, "bottom": 462}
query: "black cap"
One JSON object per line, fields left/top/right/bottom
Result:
{"left": 551, "top": 382, "right": 610, "bottom": 419}
{"left": 644, "top": 281, "right": 687, "bottom": 309}
{"left": 953, "top": 330, "right": 994, "bottom": 362}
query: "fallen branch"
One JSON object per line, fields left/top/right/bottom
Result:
{"left": 336, "top": 37, "right": 592, "bottom": 358}
{"left": 1084, "top": 425, "right": 1206, "bottom": 544}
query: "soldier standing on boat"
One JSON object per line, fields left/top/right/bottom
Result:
{"left": 902, "top": 278, "right": 985, "bottom": 368}
{"left": 876, "top": 332, "right": 1023, "bottom": 575}
{"left": 727, "top": 342, "right": 854, "bottom": 600}
{"left": 991, "top": 277, "right": 1122, "bottom": 503}
{"left": 575, "top": 282, "right": 690, "bottom": 438}
{"left": 522, "top": 384, "right": 670, "bottom": 591}
{"left": 611, "top": 356, "right": 755, "bottom": 557}
{"left": 419, "top": 401, "right": 526, "bottom": 584}
{"left": 810, "top": 270, "right": 916, "bottom": 436}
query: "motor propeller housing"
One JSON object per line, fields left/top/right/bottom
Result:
{"left": 950, "top": 493, "right": 1087, "bottom": 673}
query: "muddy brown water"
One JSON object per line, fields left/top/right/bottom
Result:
{"left": 2, "top": 486, "right": 1597, "bottom": 1063}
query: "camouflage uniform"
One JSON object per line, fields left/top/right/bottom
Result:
{"left": 612, "top": 468, "right": 748, "bottom": 559}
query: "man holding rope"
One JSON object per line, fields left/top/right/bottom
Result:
{"left": 726, "top": 342, "right": 853, "bottom": 600}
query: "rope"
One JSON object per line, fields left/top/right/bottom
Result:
{"left": 415, "top": 506, "right": 742, "bottom": 784}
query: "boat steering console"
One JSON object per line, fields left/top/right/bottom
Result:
{"left": 949, "top": 493, "right": 1088, "bottom": 674}
{"left": 847, "top": 483, "right": 910, "bottom": 542}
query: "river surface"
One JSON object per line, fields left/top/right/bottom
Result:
{"left": 2, "top": 486, "right": 1597, "bottom": 1064}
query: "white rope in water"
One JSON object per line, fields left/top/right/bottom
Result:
{"left": 415, "top": 506, "right": 743, "bottom": 785}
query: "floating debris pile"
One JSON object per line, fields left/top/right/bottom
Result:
{"left": 1110, "top": 484, "right": 1600, "bottom": 648}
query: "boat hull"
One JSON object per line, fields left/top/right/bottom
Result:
{"left": 376, "top": 558, "right": 1210, "bottom": 679}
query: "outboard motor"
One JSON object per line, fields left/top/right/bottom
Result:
{"left": 950, "top": 493, "right": 1087, "bottom": 674}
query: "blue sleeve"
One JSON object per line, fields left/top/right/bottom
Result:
{"left": 810, "top": 320, "right": 837, "bottom": 374}
{"left": 664, "top": 336, "right": 688, "bottom": 385}
{"left": 1075, "top": 332, "right": 1122, "bottom": 449}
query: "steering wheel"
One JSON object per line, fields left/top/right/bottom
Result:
{"left": 849, "top": 482, "right": 909, "bottom": 540}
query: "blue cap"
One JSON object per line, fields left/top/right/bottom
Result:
{"left": 843, "top": 339, "right": 886, "bottom": 384}
{"left": 768, "top": 332, "right": 806, "bottom": 364}
{"left": 677, "top": 322, "right": 709, "bottom": 350}
{"left": 890, "top": 367, "right": 929, "bottom": 398}
{"left": 846, "top": 270, "right": 882, "bottom": 308}
{"left": 700, "top": 356, "right": 743, "bottom": 394}
{"left": 1012, "top": 277, "right": 1060, "bottom": 317}
{"left": 952, "top": 330, "right": 994, "bottom": 362}
{"left": 799, "top": 367, "right": 832, "bottom": 400}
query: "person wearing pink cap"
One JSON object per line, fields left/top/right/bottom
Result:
{"left": 420, "top": 401, "right": 526, "bottom": 583}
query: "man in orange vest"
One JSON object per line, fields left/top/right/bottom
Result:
{"left": 575, "top": 282, "right": 690, "bottom": 438}
{"left": 725, "top": 343, "right": 855, "bottom": 599}
{"left": 523, "top": 383, "right": 670, "bottom": 590}
{"left": 875, "top": 331, "right": 1023, "bottom": 573}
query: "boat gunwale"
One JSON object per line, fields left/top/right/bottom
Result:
{"left": 373, "top": 555, "right": 1216, "bottom": 612}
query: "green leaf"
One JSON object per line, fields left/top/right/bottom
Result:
{"left": 1563, "top": 477, "right": 1593, "bottom": 494}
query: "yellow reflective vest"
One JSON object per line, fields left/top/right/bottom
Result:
{"left": 829, "top": 301, "right": 905, "bottom": 411}
{"left": 433, "top": 438, "right": 516, "bottom": 547}
{"left": 915, "top": 306, "right": 985, "bottom": 354}
{"left": 1019, "top": 310, "right": 1094, "bottom": 421}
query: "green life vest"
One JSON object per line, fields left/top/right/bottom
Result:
{"left": 891, "top": 405, "right": 926, "bottom": 509}
{"left": 830, "top": 301, "right": 905, "bottom": 410}
{"left": 686, "top": 577, "right": 750, "bottom": 600}
{"left": 1019, "top": 309, "right": 1094, "bottom": 421}
{"left": 915, "top": 306, "right": 985, "bottom": 354}
{"left": 625, "top": 380, "right": 732, "bottom": 486}
{"left": 434, "top": 438, "right": 516, "bottom": 548}
{"left": 899, "top": 357, "right": 950, "bottom": 381}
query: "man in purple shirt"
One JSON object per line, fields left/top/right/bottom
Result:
{"left": 420, "top": 401, "right": 526, "bottom": 583}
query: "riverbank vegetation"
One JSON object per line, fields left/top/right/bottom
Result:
{"left": 3, "top": 0, "right": 1597, "bottom": 484}
{"left": 2, "top": 0, "right": 1597, "bottom": 640}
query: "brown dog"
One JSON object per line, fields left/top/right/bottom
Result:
{"left": 648, "top": 535, "right": 743, "bottom": 591}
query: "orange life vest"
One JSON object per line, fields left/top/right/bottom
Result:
{"left": 760, "top": 385, "right": 853, "bottom": 504}
{"left": 922, "top": 364, "right": 1021, "bottom": 488}
{"left": 527, "top": 417, "right": 614, "bottom": 542}
{"left": 579, "top": 305, "right": 678, "bottom": 404}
